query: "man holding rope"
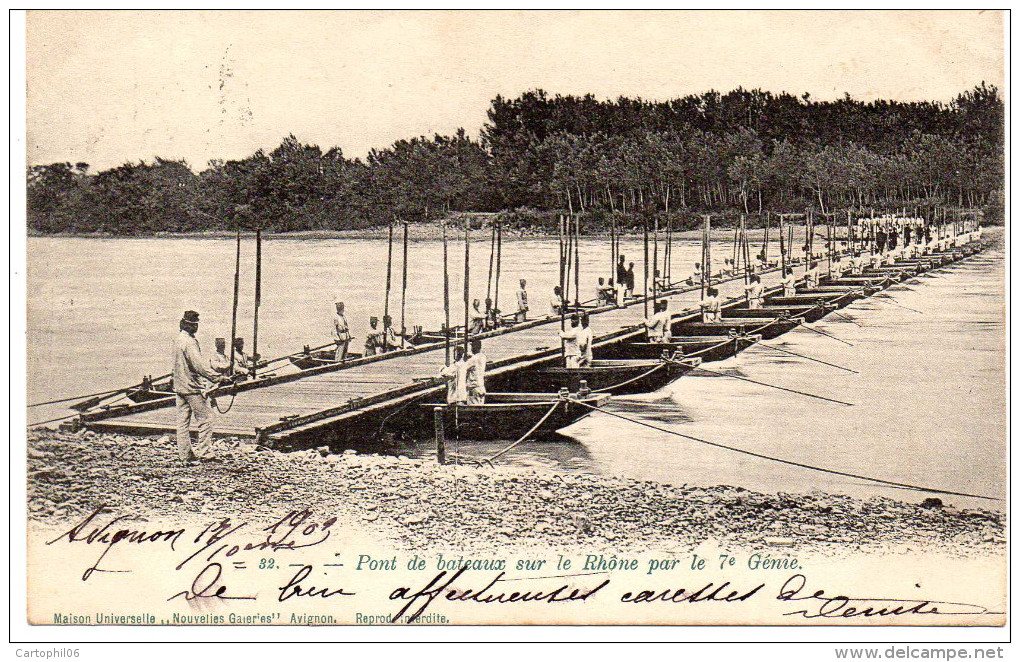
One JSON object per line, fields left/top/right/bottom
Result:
{"left": 173, "top": 310, "right": 229, "bottom": 466}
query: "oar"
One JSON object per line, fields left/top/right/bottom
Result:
{"left": 754, "top": 341, "right": 859, "bottom": 374}
{"left": 691, "top": 364, "right": 854, "bottom": 406}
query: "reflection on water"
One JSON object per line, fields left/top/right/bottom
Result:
{"left": 27, "top": 235, "right": 1004, "bottom": 509}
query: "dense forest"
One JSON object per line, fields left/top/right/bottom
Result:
{"left": 27, "top": 84, "right": 1004, "bottom": 235}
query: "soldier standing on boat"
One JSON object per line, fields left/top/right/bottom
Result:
{"left": 781, "top": 268, "right": 797, "bottom": 296}
{"left": 616, "top": 254, "right": 627, "bottom": 291}
{"left": 365, "top": 316, "right": 382, "bottom": 356}
{"left": 744, "top": 274, "right": 764, "bottom": 309}
{"left": 805, "top": 261, "right": 820, "bottom": 288}
{"left": 440, "top": 346, "right": 469, "bottom": 405}
{"left": 560, "top": 315, "right": 582, "bottom": 368}
{"left": 210, "top": 337, "right": 230, "bottom": 376}
{"left": 381, "top": 315, "right": 399, "bottom": 352}
{"left": 551, "top": 285, "right": 565, "bottom": 316}
{"left": 466, "top": 339, "right": 487, "bottom": 404}
{"left": 578, "top": 313, "right": 594, "bottom": 367}
{"left": 644, "top": 300, "right": 672, "bottom": 343}
{"left": 173, "top": 310, "right": 228, "bottom": 465}
{"left": 470, "top": 299, "right": 486, "bottom": 335}
{"left": 515, "top": 279, "right": 529, "bottom": 323}
{"left": 687, "top": 262, "right": 702, "bottom": 286}
{"left": 233, "top": 338, "right": 255, "bottom": 375}
{"left": 700, "top": 287, "right": 722, "bottom": 323}
{"left": 625, "top": 262, "right": 636, "bottom": 298}
{"left": 333, "top": 301, "right": 351, "bottom": 361}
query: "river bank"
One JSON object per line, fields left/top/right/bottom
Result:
{"left": 29, "top": 226, "right": 761, "bottom": 242}
{"left": 27, "top": 429, "right": 1005, "bottom": 556}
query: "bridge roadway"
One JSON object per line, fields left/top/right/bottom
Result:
{"left": 83, "top": 255, "right": 836, "bottom": 444}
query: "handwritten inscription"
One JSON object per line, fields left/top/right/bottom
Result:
{"left": 40, "top": 508, "right": 999, "bottom": 624}
{"left": 278, "top": 565, "right": 355, "bottom": 602}
{"left": 776, "top": 574, "right": 996, "bottom": 619}
{"left": 390, "top": 568, "right": 610, "bottom": 623}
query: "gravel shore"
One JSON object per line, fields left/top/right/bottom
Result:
{"left": 27, "top": 429, "right": 1005, "bottom": 556}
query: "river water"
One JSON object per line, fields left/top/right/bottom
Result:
{"left": 27, "top": 232, "right": 1005, "bottom": 509}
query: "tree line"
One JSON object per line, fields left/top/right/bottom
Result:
{"left": 27, "top": 84, "right": 1003, "bottom": 235}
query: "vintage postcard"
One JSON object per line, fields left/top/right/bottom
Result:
{"left": 18, "top": 9, "right": 1007, "bottom": 642}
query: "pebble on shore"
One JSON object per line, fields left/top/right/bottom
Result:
{"left": 25, "top": 429, "right": 1006, "bottom": 555}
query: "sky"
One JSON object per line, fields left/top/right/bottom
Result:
{"left": 26, "top": 10, "right": 1004, "bottom": 172}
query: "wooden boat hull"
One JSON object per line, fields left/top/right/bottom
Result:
{"left": 599, "top": 335, "right": 759, "bottom": 363}
{"left": 765, "top": 292, "right": 845, "bottom": 306}
{"left": 823, "top": 276, "right": 891, "bottom": 289}
{"left": 414, "top": 392, "right": 611, "bottom": 441}
{"left": 672, "top": 316, "right": 802, "bottom": 341}
{"left": 863, "top": 266, "right": 917, "bottom": 280}
{"left": 796, "top": 289, "right": 865, "bottom": 307}
{"left": 125, "top": 386, "right": 175, "bottom": 404}
{"left": 723, "top": 304, "right": 829, "bottom": 323}
{"left": 289, "top": 349, "right": 364, "bottom": 370}
{"left": 520, "top": 358, "right": 699, "bottom": 396}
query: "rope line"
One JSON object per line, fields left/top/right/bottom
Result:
{"left": 567, "top": 398, "right": 999, "bottom": 502}
{"left": 872, "top": 295, "right": 925, "bottom": 314}
{"left": 754, "top": 341, "right": 859, "bottom": 374}
{"left": 691, "top": 363, "right": 854, "bottom": 406}
{"left": 800, "top": 323, "right": 854, "bottom": 346}
{"left": 598, "top": 362, "right": 668, "bottom": 392}
{"left": 28, "top": 386, "right": 132, "bottom": 408}
{"left": 460, "top": 401, "right": 562, "bottom": 466}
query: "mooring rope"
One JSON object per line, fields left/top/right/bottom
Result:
{"left": 566, "top": 398, "right": 999, "bottom": 502}
{"left": 689, "top": 363, "right": 854, "bottom": 406}
{"left": 683, "top": 336, "right": 740, "bottom": 359}
{"left": 456, "top": 401, "right": 561, "bottom": 467}
{"left": 599, "top": 361, "right": 669, "bottom": 392}
{"left": 799, "top": 323, "right": 854, "bottom": 347}
{"left": 753, "top": 341, "right": 858, "bottom": 374}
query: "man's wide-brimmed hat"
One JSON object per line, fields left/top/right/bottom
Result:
{"left": 181, "top": 310, "right": 200, "bottom": 324}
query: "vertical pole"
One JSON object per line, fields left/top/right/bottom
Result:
{"left": 847, "top": 210, "right": 853, "bottom": 255}
{"left": 804, "top": 211, "right": 812, "bottom": 274}
{"left": 700, "top": 214, "right": 711, "bottom": 300}
{"left": 442, "top": 221, "right": 450, "bottom": 366}
{"left": 778, "top": 214, "right": 787, "bottom": 276}
{"left": 826, "top": 213, "right": 833, "bottom": 278}
{"left": 494, "top": 221, "right": 502, "bottom": 323}
{"left": 652, "top": 215, "right": 659, "bottom": 305}
{"left": 383, "top": 218, "right": 394, "bottom": 352}
{"left": 251, "top": 228, "right": 261, "bottom": 378}
{"left": 741, "top": 214, "right": 751, "bottom": 284}
{"left": 665, "top": 213, "right": 672, "bottom": 283}
{"left": 563, "top": 214, "right": 571, "bottom": 301}
{"left": 610, "top": 212, "right": 616, "bottom": 285}
{"left": 400, "top": 221, "right": 409, "bottom": 349}
{"left": 642, "top": 215, "right": 649, "bottom": 319}
{"left": 731, "top": 225, "right": 739, "bottom": 272}
{"left": 486, "top": 222, "right": 496, "bottom": 305}
{"left": 463, "top": 215, "right": 470, "bottom": 355}
{"left": 573, "top": 213, "right": 581, "bottom": 309}
{"left": 558, "top": 214, "right": 565, "bottom": 330}
{"left": 761, "top": 212, "right": 770, "bottom": 268}
{"left": 434, "top": 407, "right": 446, "bottom": 465}
{"left": 228, "top": 228, "right": 241, "bottom": 373}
